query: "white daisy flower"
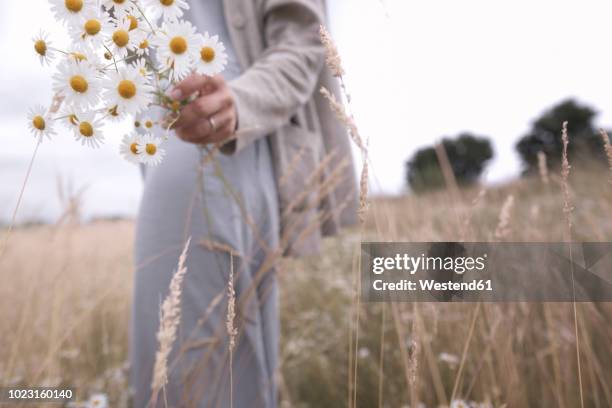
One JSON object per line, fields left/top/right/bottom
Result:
{"left": 137, "top": 134, "right": 166, "bottom": 166}
{"left": 194, "top": 32, "right": 228, "bottom": 77}
{"left": 129, "top": 30, "right": 148, "bottom": 59}
{"left": 103, "top": 65, "right": 154, "bottom": 116}
{"left": 49, "top": 0, "right": 95, "bottom": 26}
{"left": 52, "top": 59, "right": 101, "bottom": 109}
{"left": 135, "top": 35, "right": 152, "bottom": 57}
{"left": 33, "top": 30, "right": 54, "bottom": 66}
{"left": 27, "top": 105, "right": 56, "bottom": 140}
{"left": 66, "top": 42, "right": 98, "bottom": 63}
{"left": 70, "top": 10, "right": 107, "bottom": 48}
{"left": 104, "top": 17, "right": 141, "bottom": 59}
{"left": 57, "top": 106, "right": 81, "bottom": 130}
{"left": 141, "top": 117, "right": 156, "bottom": 129}
{"left": 450, "top": 400, "right": 470, "bottom": 408}
{"left": 120, "top": 133, "right": 143, "bottom": 164}
{"left": 124, "top": 13, "right": 145, "bottom": 33}
{"left": 87, "top": 393, "right": 109, "bottom": 408}
{"left": 101, "top": 0, "right": 134, "bottom": 19}
{"left": 126, "top": 13, "right": 159, "bottom": 56}
{"left": 66, "top": 45, "right": 106, "bottom": 72}
{"left": 105, "top": 104, "right": 126, "bottom": 122}
{"left": 144, "top": 0, "right": 189, "bottom": 22}
{"left": 131, "top": 57, "right": 153, "bottom": 78}
{"left": 153, "top": 19, "right": 199, "bottom": 82}
{"left": 72, "top": 110, "right": 105, "bottom": 148}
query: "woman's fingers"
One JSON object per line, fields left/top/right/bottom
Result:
{"left": 166, "top": 73, "right": 207, "bottom": 100}
{"left": 175, "top": 106, "right": 236, "bottom": 144}
{"left": 167, "top": 73, "right": 225, "bottom": 101}
{"left": 210, "top": 108, "right": 236, "bottom": 133}
{"left": 211, "top": 122, "right": 236, "bottom": 145}
{"left": 172, "top": 90, "right": 230, "bottom": 129}
{"left": 176, "top": 113, "right": 216, "bottom": 143}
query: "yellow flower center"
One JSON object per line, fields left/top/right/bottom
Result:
{"left": 34, "top": 40, "right": 47, "bottom": 56}
{"left": 128, "top": 15, "right": 138, "bottom": 31}
{"left": 130, "top": 142, "right": 139, "bottom": 154}
{"left": 114, "top": 0, "right": 126, "bottom": 3}
{"left": 70, "top": 75, "right": 88, "bottom": 93}
{"left": 65, "top": 0, "right": 83, "bottom": 13}
{"left": 113, "top": 30, "right": 129, "bottom": 47}
{"left": 79, "top": 121, "right": 94, "bottom": 137}
{"left": 104, "top": 52, "right": 112, "bottom": 60}
{"left": 169, "top": 36, "right": 187, "bottom": 54}
{"left": 145, "top": 120, "right": 153, "bottom": 128}
{"left": 160, "top": 0, "right": 174, "bottom": 6}
{"left": 84, "top": 19, "right": 101, "bottom": 36}
{"left": 32, "top": 115, "right": 46, "bottom": 131}
{"left": 200, "top": 46, "right": 215, "bottom": 63}
{"left": 134, "top": 120, "right": 141, "bottom": 127}
{"left": 68, "top": 114, "right": 79, "bottom": 125}
{"left": 118, "top": 80, "right": 137, "bottom": 99}
{"left": 146, "top": 143, "right": 157, "bottom": 155}
{"left": 139, "top": 39, "right": 149, "bottom": 49}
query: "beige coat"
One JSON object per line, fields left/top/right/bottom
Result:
{"left": 221, "top": 0, "right": 359, "bottom": 256}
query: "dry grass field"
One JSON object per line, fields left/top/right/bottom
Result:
{"left": 0, "top": 164, "right": 611, "bottom": 407}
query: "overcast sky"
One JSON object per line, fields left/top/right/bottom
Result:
{"left": 2, "top": 0, "right": 612, "bottom": 223}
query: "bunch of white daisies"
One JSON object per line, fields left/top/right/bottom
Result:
{"left": 29, "top": 0, "right": 228, "bottom": 166}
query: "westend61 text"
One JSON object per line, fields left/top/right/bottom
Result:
{"left": 372, "top": 279, "right": 493, "bottom": 292}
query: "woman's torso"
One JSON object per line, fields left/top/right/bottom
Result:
{"left": 135, "top": 0, "right": 278, "bottom": 259}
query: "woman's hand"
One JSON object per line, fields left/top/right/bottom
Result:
{"left": 165, "top": 74, "right": 237, "bottom": 145}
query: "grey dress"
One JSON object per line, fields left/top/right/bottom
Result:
{"left": 130, "top": 1, "right": 280, "bottom": 407}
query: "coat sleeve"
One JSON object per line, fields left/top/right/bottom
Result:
{"left": 223, "top": 0, "right": 326, "bottom": 154}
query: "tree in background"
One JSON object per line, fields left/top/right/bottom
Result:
{"left": 406, "top": 133, "right": 494, "bottom": 192}
{"left": 516, "top": 99, "right": 611, "bottom": 173}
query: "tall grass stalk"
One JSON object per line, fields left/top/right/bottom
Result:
{"left": 0, "top": 94, "right": 63, "bottom": 259}
{"left": 538, "top": 151, "right": 550, "bottom": 185}
{"left": 434, "top": 142, "right": 465, "bottom": 237}
{"left": 494, "top": 195, "right": 515, "bottom": 241}
{"left": 450, "top": 303, "right": 481, "bottom": 403}
{"left": 599, "top": 129, "right": 612, "bottom": 182}
{"left": 0, "top": 139, "right": 41, "bottom": 259}
{"left": 377, "top": 303, "right": 386, "bottom": 408}
{"left": 460, "top": 188, "right": 486, "bottom": 242}
{"left": 226, "top": 254, "right": 238, "bottom": 408}
{"left": 151, "top": 238, "right": 191, "bottom": 407}
{"left": 319, "top": 24, "right": 371, "bottom": 408}
{"left": 561, "top": 122, "right": 584, "bottom": 408}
